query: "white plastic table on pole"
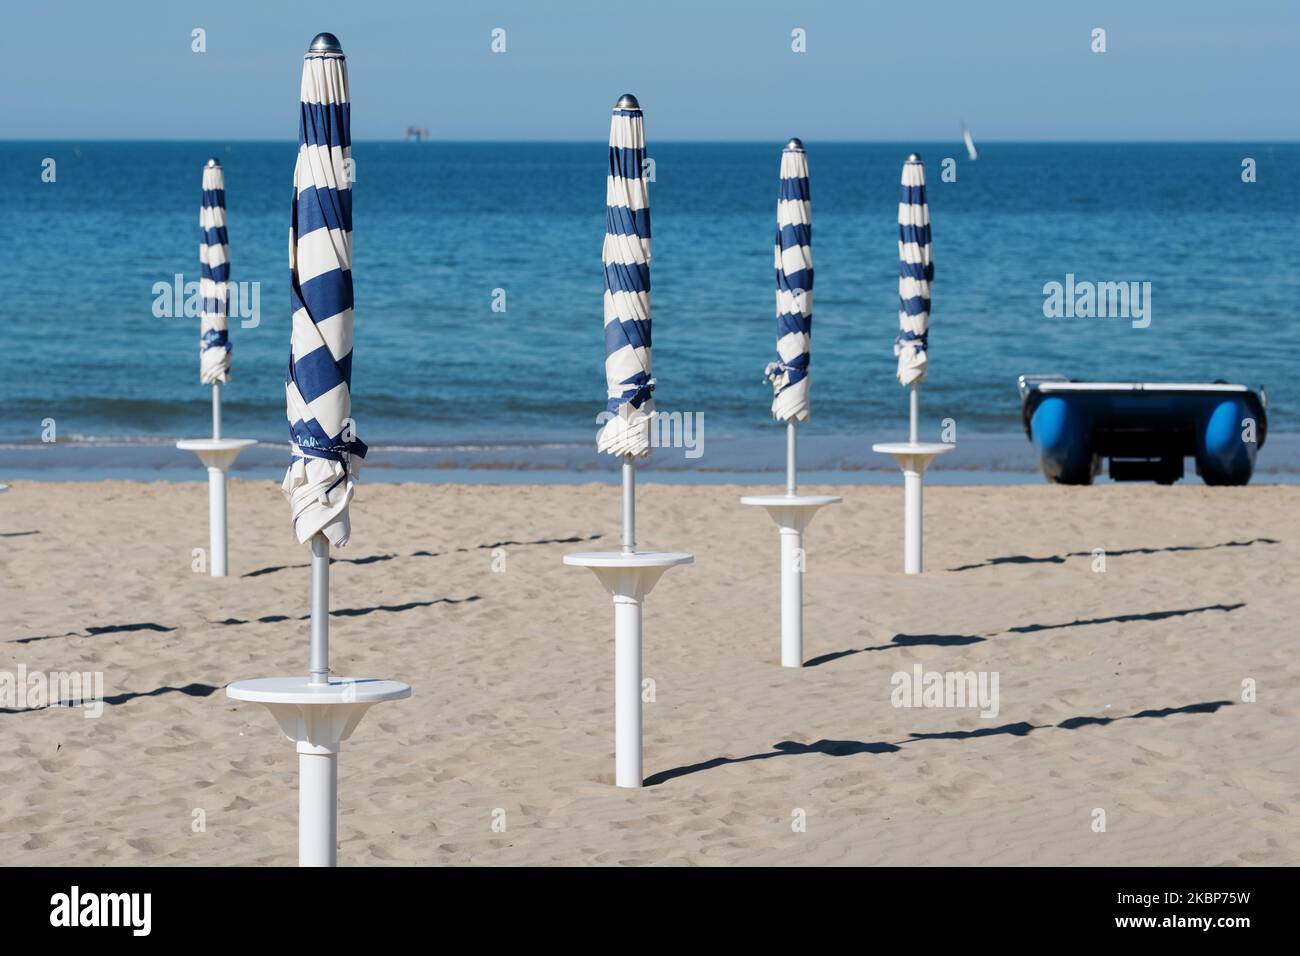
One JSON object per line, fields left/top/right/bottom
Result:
{"left": 563, "top": 550, "right": 692, "bottom": 788}
{"left": 175, "top": 438, "right": 256, "bottom": 576}
{"left": 226, "top": 676, "right": 410, "bottom": 866}
{"left": 871, "top": 441, "right": 954, "bottom": 574}
{"left": 739, "top": 494, "right": 841, "bottom": 667}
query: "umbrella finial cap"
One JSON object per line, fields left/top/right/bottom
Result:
{"left": 205, "top": 157, "right": 221, "bottom": 168}
{"left": 785, "top": 137, "right": 805, "bottom": 151}
{"left": 309, "top": 32, "right": 343, "bottom": 54}
{"left": 615, "top": 93, "right": 640, "bottom": 110}
{"left": 907, "top": 152, "right": 923, "bottom": 162}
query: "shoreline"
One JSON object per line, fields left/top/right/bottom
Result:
{"left": 4, "top": 431, "right": 1300, "bottom": 484}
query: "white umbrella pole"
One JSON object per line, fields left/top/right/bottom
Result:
{"left": 906, "top": 385, "right": 922, "bottom": 572}
{"left": 779, "top": 522, "right": 803, "bottom": 666}
{"left": 909, "top": 383, "right": 919, "bottom": 445}
{"left": 310, "top": 532, "right": 330, "bottom": 684}
{"left": 204, "top": 384, "right": 227, "bottom": 576}
{"left": 613, "top": 592, "right": 642, "bottom": 786}
{"left": 303, "top": 530, "right": 334, "bottom": 865}
{"left": 904, "top": 465, "right": 923, "bottom": 573}
{"left": 781, "top": 422, "right": 802, "bottom": 662}
{"left": 176, "top": 435, "right": 253, "bottom": 577}
{"left": 784, "top": 422, "right": 805, "bottom": 667}
{"left": 212, "top": 382, "right": 222, "bottom": 440}
{"left": 786, "top": 420, "right": 797, "bottom": 495}
{"left": 742, "top": 411, "right": 843, "bottom": 669}
{"left": 617, "top": 453, "right": 639, "bottom": 784}
{"left": 299, "top": 741, "right": 337, "bottom": 866}
{"left": 622, "top": 454, "right": 636, "bottom": 554}
{"left": 208, "top": 465, "right": 228, "bottom": 576}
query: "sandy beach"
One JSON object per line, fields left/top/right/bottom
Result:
{"left": 2, "top": 479, "right": 1296, "bottom": 866}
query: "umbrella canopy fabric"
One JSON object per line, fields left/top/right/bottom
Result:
{"left": 766, "top": 138, "right": 813, "bottom": 422}
{"left": 199, "top": 160, "right": 231, "bottom": 384}
{"left": 895, "top": 154, "right": 933, "bottom": 386}
{"left": 598, "top": 94, "right": 654, "bottom": 458}
{"left": 281, "top": 39, "right": 366, "bottom": 547}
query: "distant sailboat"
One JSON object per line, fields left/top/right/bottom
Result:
{"left": 961, "top": 122, "right": 978, "bottom": 161}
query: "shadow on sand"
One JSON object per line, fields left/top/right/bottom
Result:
{"left": 13, "top": 622, "right": 177, "bottom": 645}
{"left": 644, "top": 700, "right": 1233, "bottom": 786}
{"left": 948, "top": 538, "right": 1278, "bottom": 572}
{"left": 1006, "top": 603, "right": 1244, "bottom": 633}
{"left": 242, "top": 533, "right": 602, "bottom": 579}
{"left": 212, "top": 594, "right": 480, "bottom": 626}
{"left": 13, "top": 592, "right": 483, "bottom": 641}
{"left": 805, "top": 633, "right": 985, "bottom": 667}
{"left": 806, "top": 603, "right": 1244, "bottom": 667}
{"left": 1, "top": 682, "right": 218, "bottom": 715}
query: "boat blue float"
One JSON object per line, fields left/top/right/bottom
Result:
{"left": 1018, "top": 375, "right": 1267, "bottom": 485}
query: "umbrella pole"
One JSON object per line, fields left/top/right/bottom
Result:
{"left": 909, "top": 383, "right": 919, "bottom": 445}
{"left": 622, "top": 454, "right": 635, "bottom": 555}
{"left": 786, "top": 420, "right": 798, "bottom": 495}
{"left": 212, "top": 382, "right": 222, "bottom": 440}
{"left": 907, "top": 385, "right": 921, "bottom": 572}
{"left": 904, "top": 462, "right": 923, "bottom": 573}
{"left": 303, "top": 530, "right": 334, "bottom": 864}
{"left": 208, "top": 384, "right": 226, "bottom": 575}
{"left": 309, "top": 532, "right": 329, "bottom": 684}
{"left": 208, "top": 463, "right": 228, "bottom": 576}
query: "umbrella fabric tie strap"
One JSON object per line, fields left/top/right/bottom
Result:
{"left": 284, "top": 437, "right": 367, "bottom": 546}
{"left": 609, "top": 376, "right": 655, "bottom": 410}
{"left": 765, "top": 357, "right": 808, "bottom": 381}
{"left": 894, "top": 329, "right": 929, "bottom": 353}
{"left": 283, "top": 451, "right": 359, "bottom": 546}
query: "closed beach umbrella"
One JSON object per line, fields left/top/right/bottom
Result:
{"left": 872, "top": 152, "right": 952, "bottom": 574}
{"left": 598, "top": 93, "right": 654, "bottom": 458}
{"left": 562, "top": 94, "right": 693, "bottom": 790}
{"left": 741, "top": 138, "right": 840, "bottom": 668}
{"left": 895, "top": 153, "right": 932, "bottom": 386}
{"left": 282, "top": 33, "right": 366, "bottom": 546}
{"left": 224, "top": 37, "right": 410, "bottom": 870}
{"left": 199, "top": 159, "right": 231, "bottom": 384}
{"left": 179, "top": 157, "right": 256, "bottom": 577}
{"left": 767, "top": 138, "right": 812, "bottom": 422}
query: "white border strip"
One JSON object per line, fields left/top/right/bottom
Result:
{"left": 1036, "top": 382, "right": 1249, "bottom": 393}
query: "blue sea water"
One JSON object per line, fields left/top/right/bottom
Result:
{"left": 1, "top": 140, "right": 1297, "bottom": 479}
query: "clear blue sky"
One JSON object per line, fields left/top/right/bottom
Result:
{"left": 4, "top": 0, "right": 1297, "bottom": 140}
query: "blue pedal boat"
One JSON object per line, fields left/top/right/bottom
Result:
{"left": 1019, "top": 375, "right": 1267, "bottom": 485}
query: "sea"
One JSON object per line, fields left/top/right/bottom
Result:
{"left": 2, "top": 140, "right": 1297, "bottom": 483}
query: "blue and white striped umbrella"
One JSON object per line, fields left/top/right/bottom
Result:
{"left": 766, "top": 138, "right": 812, "bottom": 422}
{"left": 281, "top": 34, "right": 366, "bottom": 546}
{"left": 598, "top": 93, "right": 654, "bottom": 458}
{"left": 895, "top": 153, "right": 933, "bottom": 386}
{"left": 199, "top": 159, "right": 231, "bottom": 384}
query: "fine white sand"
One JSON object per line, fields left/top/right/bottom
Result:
{"left": 2, "top": 480, "right": 1297, "bottom": 865}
